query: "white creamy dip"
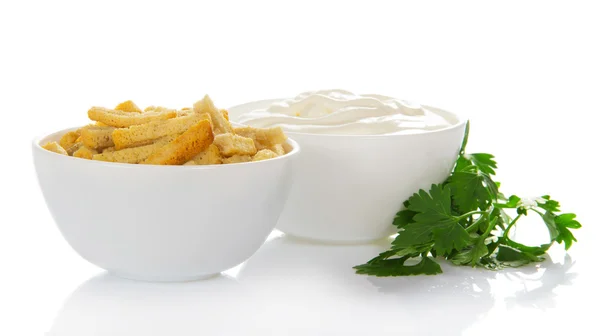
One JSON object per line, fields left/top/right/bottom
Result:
{"left": 237, "top": 89, "right": 457, "bottom": 135}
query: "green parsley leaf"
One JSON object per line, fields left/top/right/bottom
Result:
{"left": 468, "top": 153, "right": 498, "bottom": 176}
{"left": 451, "top": 238, "right": 488, "bottom": 266}
{"left": 392, "top": 223, "right": 435, "bottom": 247}
{"left": 354, "top": 256, "right": 443, "bottom": 277}
{"left": 556, "top": 213, "right": 582, "bottom": 228}
{"left": 363, "top": 249, "right": 404, "bottom": 265}
{"left": 453, "top": 156, "right": 474, "bottom": 173}
{"left": 495, "top": 195, "right": 521, "bottom": 208}
{"left": 407, "top": 184, "right": 454, "bottom": 224}
{"left": 432, "top": 224, "right": 471, "bottom": 255}
{"left": 554, "top": 213, "right": 581, "bottom": 250}
{"left": 503, "top": 237, "right": 552, "bottom": 256}
{"left": 481, "top": 174, "right": 499, "bottom": 200}
{"left": 395, "top": 184, "right": 472, "bottom": 255}
{"left": 390, "top": 243, "right": 434, "bottom": 259}
{"left": 538, "top": 195, "right": 561, "bottom": 212}
{"left": 495, "top": 245, "right": 544, "bottom": 267}
{"left": 355, "top": 123, "right": 582, "bottom": 277}
{"left": 392, "top": 209, "right": 417, "bottom": 229}
{"left": 448, "top": 171, "right": 491, "bottom": 213}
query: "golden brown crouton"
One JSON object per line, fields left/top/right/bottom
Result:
{"left": 41, "top": 142, "right": 68, "bottom": 155}
{"left": 213, "top": 133, "right": 257, "bottom": 156}
{"left": 73, "top": 146, "right": 98, "bottom": 160}
{"left": 270, "top": 144, "right": 286, "bottom": 156}
{"left": 282, "top": 142, "right": 293, "bottom": 153}
{"left": 93, "top": 136, "right": 176, "bottom": 164}
{"left": 88, "top": 107, "right": 176, "bottom": 127}
{"left": 233, "top": 126, "right": 287, "bottom": 150}
{"left": 188, "top": 144, "right": 222, "bottom": 165}
{"left": 112, "top": 113, "right": 210, "bottom": 149}
{"left": 222, "top": 155, "right": 252, "bottom": 164}
{"left": 142, "top": 120, "right": 214, "bottom": 165}
{"left": 252, "top": 149, "right": 279, "bottom": 161}
{"left": 80, "top": 125, "right": 116, "bottom": 149}
{"left": 193, "top": 95, "right": 233, "bottom": 135}
{"left": 59, "top": 131, "right": 80, "bottom": 151}
{"left": 114, "top": 100, "right": 142, "bottom": 113}
{"left": 65, "top": 142, "right": 83, "bottom": 155}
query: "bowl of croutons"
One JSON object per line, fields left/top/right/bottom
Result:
{"left": 33, "top": 95, "right": 299, "bottom": 282}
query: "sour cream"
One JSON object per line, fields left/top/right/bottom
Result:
{"left": 237, "top": 89, "right": 457, "bottom": 135}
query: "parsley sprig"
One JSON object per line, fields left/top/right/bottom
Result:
{"left": 354, "top": 122, "right": 581, "bottom": 276}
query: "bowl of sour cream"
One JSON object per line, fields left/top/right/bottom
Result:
{"left": 229, "top": 90, "right": 467, "bottom": 243}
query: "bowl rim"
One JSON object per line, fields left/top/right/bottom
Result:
{"left": 33, "top": 126, "right": 300, "bottom": 169}
{"left": 229, "top": 98, "right": 469, "bottom": 139}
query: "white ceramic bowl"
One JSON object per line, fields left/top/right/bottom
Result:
{"left": 229, "top": 99, "right": 467, "bottom": 243}
{"left": 33, "top": 127, "right": 300, "bottom": 282}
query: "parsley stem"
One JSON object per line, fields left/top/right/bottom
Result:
{"left": 456, "top": 210, "right": 486, "bottom": 222}
{"left": 481, "top": 214, "right": 497, "bottom": 237}
{"left": 465, "top": 213, "right": 488, "bottom": 233}
{"left": 502, "top": 213, "right": 522, "bottom": 240}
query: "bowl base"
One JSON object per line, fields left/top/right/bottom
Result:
{"left": 109, "top": 271, "right": 220, "bottom": 283}
{"left": 283, "top": 232, "right": 392, "bottom": 245}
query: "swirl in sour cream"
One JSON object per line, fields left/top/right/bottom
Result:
{"left": 237, "top": 89, "right": 457, "bottom": 135}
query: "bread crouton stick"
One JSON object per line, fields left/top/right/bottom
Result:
{"left": 142, "top": 120, "right": 214, "bottom": 165}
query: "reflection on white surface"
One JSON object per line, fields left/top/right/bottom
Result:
{"left": 48, "top": 232, "right": 581, "bottom": 336}
{"left": 503, "top": 255, "right": 577, "bottom": 310}
{"left": 49, "top": 274, "right": 247, "bottom": 336}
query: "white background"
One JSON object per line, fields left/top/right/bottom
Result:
{"left": 1, "top": 0, "right": 599, "bottom": 335}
